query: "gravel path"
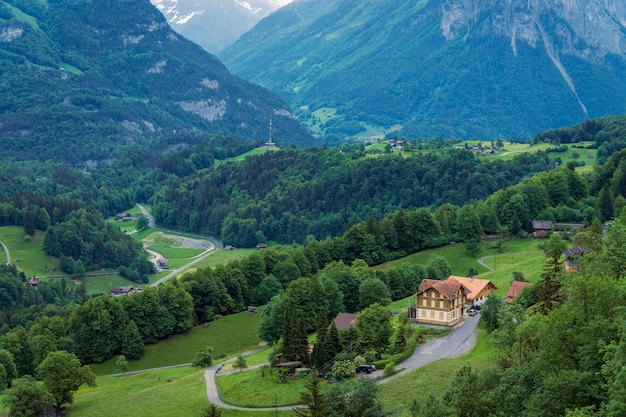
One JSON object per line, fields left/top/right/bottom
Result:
{"left": 0, "top": 241, "right": 10, "bottom": 264}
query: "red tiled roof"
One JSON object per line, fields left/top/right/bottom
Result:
{"left": 450, "top": 276, "right": 497, "bottom": 301}
{"left": 418, "top": 277, "right": 467, "bottom": 300}
{"left": 506, "top": 281, "right": 533, "bottom": 302}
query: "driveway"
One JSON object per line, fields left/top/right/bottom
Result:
{"left": 202, "top": 314, "right": 480, "bottom": 410}
{"left": 381, "top": 313, "right": 479, "bottom": 383}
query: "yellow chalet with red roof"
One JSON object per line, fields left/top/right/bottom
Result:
{"left": 415, "top": 277, "right": 470, "bottom": 326}
{"left": 450, "top": 276, "right": 498, "bottom": 308}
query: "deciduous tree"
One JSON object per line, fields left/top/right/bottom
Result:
{"left": 3, "top": 376, "right": 55, "bottom": 417}
{"left": 36, "top": 350, "right": 96, "bottom": 408}
{"left": 191, "top": 346, "right": 214, "bottom": 368}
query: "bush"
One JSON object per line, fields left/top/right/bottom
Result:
{"left": 353, "top": 355, "right": 366, "bottom": 367}
{"left": 331, "top": 360, "right": 355, "bottom": 378}
{"left": 383, "top": 363, "right": 397, "bottom": 378}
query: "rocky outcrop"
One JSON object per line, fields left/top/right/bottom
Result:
{"left": 441, "top": 0, "right": 626, "bottom": 59}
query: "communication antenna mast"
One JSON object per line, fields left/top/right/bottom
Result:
{"left": 265, "top": 114, "right": 276, "bottom": 147}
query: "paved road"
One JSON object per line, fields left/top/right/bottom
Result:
{"left": 381, "top": 313, "right": 479, "bottom": 383}
{"left": 203, "top": 314, "right": 480, "bottom": 410}
{"left": 0, "top": 242, "right": 10, "bottom": 264}
{"left": 136, "top": 204, "right": 224, "bottom": 287}
{"left": 477, "top": 256, "right": 495, "bottom": 271}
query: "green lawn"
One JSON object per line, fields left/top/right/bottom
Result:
{"left": 376, "top": 238, "right": 544, "bottom": 282}
{"left": 217, "top": 369, "right": 314, "bottom": 407}
{"left": 190, "top": 248, "right": 259, "bottom": 269}
{"left": 147, "top": 245, "right": 206, "bottom": 259}
{"left": 67, "top": 366, "right": 292, "bottom": 417}
{"left": 0, "top": 226, "right": 56, "bottom": 276}
{"left": 224, "top": 146, "right": 280, "bottom": 162}
{"left": 374, "top": 241, "right": 490, "bottom": 276}
{"left": 89, "top": 308, "right": 264, "bottom": 375}
{"left": 79, "top": 274, "right": 135, "bottom": 296}
{"left": 68, "top": 367, "right": 207, "bottom": 417}
{"left": 66, "top": 325, "right": 499, "bottom": 417}
{"left": 388, "top": 295, "right": 415, "bottom": 314}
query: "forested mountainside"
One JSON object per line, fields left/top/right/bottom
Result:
{"left": 219, "top": 0, "right": 626, "bottom": 140}
{"left": 150, "top": 146, "right": 554, "bottom": 245}
{"left": 151, "top": 0, "right": 293, "bottom": 53}
{"left": 0, "top": 0, "right": 314, "bottom": 166}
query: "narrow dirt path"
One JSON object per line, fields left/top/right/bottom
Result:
{"left": 0, "top": 241, "right": 10, "bottom": 264}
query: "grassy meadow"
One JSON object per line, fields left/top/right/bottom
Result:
{"left": 0, "top": 226, "right": 56, "bottom": 276}
{"left": 68, "top": 325, "right": 498, "bottom": 417}
{"left": 217, "top": 369, "right": 310, "bottom": 408}
{"left": 88, "top": 308, "right": 264, "bottom": 375}
{"left": 375, "top": 237, "right": 546, "bottom": 294}
{"left": 69, "top": 365, "right": 293, "bottom": 417}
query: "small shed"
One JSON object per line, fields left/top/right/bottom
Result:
{"left": 532, "top": 220, "right": 553, "bottom": 231}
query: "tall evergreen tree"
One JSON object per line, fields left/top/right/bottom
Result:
{"left": 598, "top": 184, "right": 614, "bottom": 221}
{"left": 282, "top": 305, "right": 309, "bottom": 362}
{"left": 293, "top": 372, "right": 327, "bottom": 417}
{"left": 324, "top": 321, "right": 342, "bottom": 366}
{"left": 537, "top": 234, "right": 568, "bottom": 314}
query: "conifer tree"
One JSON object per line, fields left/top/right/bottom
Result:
{"left": 537, "top": 233, "right": 567, "bottom": 314}
{"left": 292, "top": 371, "right": 327, "bottom": 417}
{"left": 312, "top": 306, "right": 328, "bottom": 369}
{"left": 324, "top": 321, "right": 342, "bottom": 367}
{"left": 598, "top": 184, "right": 614, "bottom": 221}
{"left": 282, "top": 305, "right": 309, "bottom": 362}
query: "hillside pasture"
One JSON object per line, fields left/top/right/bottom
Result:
{"left": 88, "top": 308, "right": 264, "bottom": 375}
{"left": 69, "top": 365, "right": 291, "bottom": 417}
{"left": 0, "top": 226, "right": 55, "bottom": 276}
{"left": 374, "top": 241, "right": 491, "bottom": 276}
{"left": 224, "top": 146, "right": 281, "bottom": 162}
{"left": 216, "top": 369, "right": 312, "bottom": 407}
{"left": 376, "top": 238, "right": 546, "bottom": 297}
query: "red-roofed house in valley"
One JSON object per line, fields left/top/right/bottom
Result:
{"left": 334, "top": 313, "right": 358, "bottom": 330}
{"left": 450, "top": 276, "right": 498, "bottom": 308}
{"left": 415, "top": 277, "right": 470, "bottom": 326}
{"left": 506, "top": 281, "right": 533, "bottom": 304}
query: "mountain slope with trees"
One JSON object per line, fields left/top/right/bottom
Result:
{"left": 219, "top": 0, "right": 626, "bottom": 140}
{"left": 0, "top": 0, "right": 314, "bottom": 166}
{"left": 150, "top": 144, "right": 554, "bottom": 245}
